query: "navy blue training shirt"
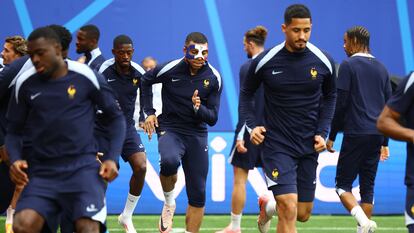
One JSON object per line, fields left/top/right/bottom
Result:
{"left": 387, "top": 72, "right": 414, "bottom": 186}
{"left": 240, "top": 41, "right": 337, "bottom": 156}
{"left": 6, "top": 60, "right": 125, "bottom": 170}
{"left": 141, "top": 58, "right": 222, "bottom": 136}
{"left": 0, "top": 56, "right": 32, "bottom": 145}
{"left": 99, "top": 58, "right": 145, "bottom": 128}
{"left": 86, "top": 48, "right": 105, "bottom": 71}
{"left": 234, "top": 59, "right": 264, "bottom": 141}
{"left": 329, "top": 53, "right": 392, "bottom": 140}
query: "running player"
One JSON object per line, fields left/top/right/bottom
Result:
{"left": 240, "top": 4, "right": 336, "bottom": 232}
{"left": 7, "top": 27, "right": 125, "bottom": 233}
{"left": 327, "top": 26, "right": 391, "bottom": 233}
{"left": 216, "top": 25, "right": 268, "bottom": 233}
{"left": 142, "top": 32, "right": 222, "bottom": 233}
{"left": 98, "top": 35, "right": 147, "bottom": 233}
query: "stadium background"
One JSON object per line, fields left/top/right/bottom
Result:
{"left": 1, "top": 0, "right": 413, "bottom": 215}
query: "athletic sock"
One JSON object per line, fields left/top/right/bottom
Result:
{"left": 121, "top": 193, "right": 140, "bottom": 218}
{"left": 230, "top": 212, "right": 242, "bottom": 230}
{"left": 6, "top": 206, "right": 14, "bottom": 224}
{"left": 350, "top": 205, "right": 369, "bottom": 226}
{"left": 164, "top": 189, "right": 176, "bottom": 206}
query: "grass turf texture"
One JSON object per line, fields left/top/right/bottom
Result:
{"left": 0, "top": 215, "right": 406, "bottom": 232}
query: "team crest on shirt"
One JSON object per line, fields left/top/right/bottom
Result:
{"left": 203, "top": 79, "right": 210, "bottom": 88}
{"left": 411, "top": 204, "right": 414, "bottom": 215}
{"left": 67, "top": 85, "right": 76, "bottom": 99}
{"left": 310, "top": 67, "right": 318, "bottom": 80}
{"left": 271, "top": 168, "right": 279, "bottom": 179}
{"left": 132, "top": 78, "right": 139, "bottom": 86}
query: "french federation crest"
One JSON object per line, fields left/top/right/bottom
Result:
{"left": 133, "top": 78, "right": 138, "bottom": 86}
{"left": 203, "top": 79, "right": 210, "bottom": 88}
{"left": 67, "top": 85, "right": 76, "bottom": 99}
{"left": 310, "top": 67, "right": 318, "bottom": 80}
{"left": 272, "top": 168, "right": 279, "bottom": 180}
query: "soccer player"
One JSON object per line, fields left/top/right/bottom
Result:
{"left": 48, "top": 24, "right": 72, "bottom": 60}
{"left": 76, "top": 24, "right": 106, "bottom": 70}
{"left": 98, "top": 35, "right": 147, "bottom": 233}
{"left": 0, "top": 35, "right": 27, "bottom": 233}
{"left": 141, "top": 32, "right": 222, "bottom": 233}
{"left": 216, "top": 25, "right": 268, "bottom": 233}
{"left": 6, "top": 27, "right": 126, "bottom": 233}
{"left": 137, "top": 56, "right": 162, "bottom": 129}
{"left": 377, "top": 71, "right": 414, "bottom": 233}
{"left": 1, "top": 36, "right": 26, "bottom": 66}
{"left": 142, "top": 56, "right": 157, "bottom": 71}
{"left": 327, "top": 26, "right": 391, "bottom": 233}
{"left": 240, "top": 4, "right": 336, "bottom": 233}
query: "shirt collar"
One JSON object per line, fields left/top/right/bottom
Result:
{"left": 110, "top": 61, "right": 141, "bottom": 78}
{"left": 87, "top": 47, "right": 102, "bottom": 65}
{"left": 351, "top": 52, "right": 375, "bottom": 58}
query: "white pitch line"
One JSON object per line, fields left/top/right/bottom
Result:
{"left": 108, "top": 226, "right": 407, "bottom": 232}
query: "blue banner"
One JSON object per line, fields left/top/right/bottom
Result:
{"left": 106, "top": 132, "right": 407, "bottom": 215}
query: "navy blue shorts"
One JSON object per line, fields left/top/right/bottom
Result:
{"left": 16, "top": 161, "right": 107, "bottom": 233}
{"left": 262, "top": 149, "right": 318, "bottom": 202}
{"left": 0, "top": 128, "right": 4, "bottom": 146}
{"left": 97, "top": 126, "right": 145, "bottom": 162}
{"left": 406, "top": 186, "right": 414, "bottom": 227}
{"left": 229, "top": 129, "right": 262, "bottom": 170}
{"left": 0, "top": 161, "right": 14, "bottom": 213}
{"left": 157, "top": 130, "right": 208, "bottom": 207}
{"left": 335, "top": 135, "right": 382, "bottom": 204}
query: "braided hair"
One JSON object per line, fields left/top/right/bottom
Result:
{"left": 346, "top": 26, "right": 370, "bottom": 53}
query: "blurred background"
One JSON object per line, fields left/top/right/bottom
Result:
{"left": 1, "top": 0, "right": 413, "bottom": 215}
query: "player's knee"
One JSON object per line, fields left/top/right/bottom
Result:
{"left": 13, "top": 224, "right": 30, "bottom": 233}
{"left": 160, "top": 158, "right": 180, "bottom": 176}
{"left": 75, "top": 218, "right": 100, "bottom": 233}
{"left": 188, "top": 198, "right": 205, "bottom": 208}
{"left": 132, "top": 161, "right": 146, "bottom": 176}
{"left": 360, "top": 192, "right": 374, "bottom": 204}
{"left": 188, "top": 189, "right": 206, "bottom": 207}
{"left": 13, "top": 223, "right": 29, "bottom": 233}
{"left": 276, "top": 198, "right": 297, "bottom": 220}
{"left": 277, "top": 200, "right": 296, "bottom": 212}
{"left": 359, "top": 186, "right": 374, "bottom": 204}
{"left": 297, "top": 209, "right": 311, "bottom": 222}
{"left": 13, "top": 217, "right": 38, "bottom": 233}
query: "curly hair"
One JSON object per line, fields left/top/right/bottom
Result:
{"left": 5, "top": 35, "right": 27, "bottom": 56}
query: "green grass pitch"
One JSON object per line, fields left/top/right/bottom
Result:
{"left": 0, "top": 215, "right": 406, "bottom": 232}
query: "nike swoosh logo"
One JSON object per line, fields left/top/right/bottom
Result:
{"left": 30, "top": 92, "right": 41, "bottom": 100}
{"left": 107, "top": 79, "right": 116, "bottom": 82}
{"left": 171, "top": 78, "right": 180, "bottom": 82}
{"left": 272, "top": 71, "right": 283, "bottom": 75}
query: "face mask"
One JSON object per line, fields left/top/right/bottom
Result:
{"left": 185, "top": 44, "right": 208, "bottom": 60}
